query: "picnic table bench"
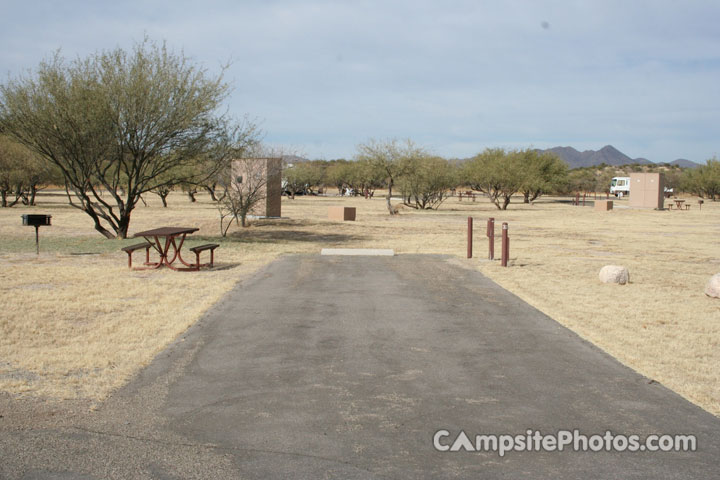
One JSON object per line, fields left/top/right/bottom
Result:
{"left": 189, "top": 244, "right": 220, "bottom": 268}
{"left": 121, "top": 242, "right": 152, "bottom": 269}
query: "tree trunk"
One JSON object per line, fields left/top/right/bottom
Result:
{"left": 91, "top": 214, "right": 117, "bottom": 239}
{"left": 501, "top": 195, "right": 511, "bottom": 210}
{"left": 160, "top": 193, "right": 168, "bottom": 208}
{"left": 116, "top": 213, "right": 131, "bottom": 239}
{"left": 187, "top": 190, "right": 197, "bottom": 202}
{"left": 386, "top": 181, "right": 396, "bottom": 215}
{"left": 0, "top": 190, "right": 6, "bottom": 207}
{"left": 523, "top": 192, "right": 530, "bottom": 203}
{"left": 205, "top": 185, "right": 218, "bottom": 202}
{"left": 29, "top": 185, "right": 38, "bottom": 206}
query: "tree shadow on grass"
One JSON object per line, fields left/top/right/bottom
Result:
{"left": 193, "top": 218, "right": 366, "bottom": 245}
{"left": 196, "top": 229, "right": 364, "bottom": 245}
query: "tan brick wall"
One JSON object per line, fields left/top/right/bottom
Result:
{"left": 230, "top": 157, "right": 283, "bottom": 218}
{"left": 629, "top": 172, "right": 665, "bottom": 209}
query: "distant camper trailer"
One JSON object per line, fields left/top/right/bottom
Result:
{"left": 610, "top": 177, "right": 630, "bottom": 196}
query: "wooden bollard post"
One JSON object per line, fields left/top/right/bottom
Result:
{"left": 501, "top": 222, "right": 509, "bottom": 267}
{"left": 487, "top": 217, "right": 495, "bottom": 260}
{"left": 467, "top": 217, "right": 473, "bottom": 259}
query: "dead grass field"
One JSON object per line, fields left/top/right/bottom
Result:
{"left": 1, "top": 191, "right": 718, "bottom": 416}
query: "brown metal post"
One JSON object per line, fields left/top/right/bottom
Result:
{"left": 501, "top": 222, "right": 509, "bottom": 267}
{"left": 34, "top": 225, "right": 40, "bottom": 255}
{"left": 467, "top": 217, "right": 473, "bottom": 258}
{"left": 487, "top": 217, "right": 495, "bottom": 260}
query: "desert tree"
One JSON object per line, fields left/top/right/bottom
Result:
{"left": 682, "top": 158, "right": 720, "bottom": 200}
{"left": 0, "top": 135, "right": 58, "bottom": 207}
{"left": 567, "top": 168, "right": 597, "bottom": 195}
{"left": 283, "top": 161, "right": 325, "bottom": 198}
{"left": 593, "top": 167, "right": 618, "bottom": 197}
{"left": 356, "top": 138, "right": 423, "bottom": 214}
{"left": 323, "top": 160, "right": 352, "bottom": 194}
{"left": 398, "top": 154, "right": 456, "bottom": 209}
{"left": 0, "top": 38, "right": 231, "bottom": 238}
{"left": 189, "top": 116, "right": 261, "bottom": 202}
{"left": 518, "top": 150, "right": 568, "bottom": 203}
{"left": 463, "top": 148, "right": 524, "bottom": 210}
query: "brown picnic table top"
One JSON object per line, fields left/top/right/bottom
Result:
{"left": 133, "top": 226, "right": 199, "bottom": 237}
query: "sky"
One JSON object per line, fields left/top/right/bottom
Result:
{"left": 1, "top": 0, "right": 719, "bottom": 163}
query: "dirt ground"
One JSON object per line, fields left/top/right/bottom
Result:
{"left": 0, "top": 190, "right": 718, "bottom": 416}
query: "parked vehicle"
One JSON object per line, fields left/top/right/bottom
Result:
{"left": 610, "top": 177, "right": 630, "bottom": 196}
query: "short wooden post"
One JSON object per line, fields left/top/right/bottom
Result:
{"left": 487, "top": 217, "right": 495, "bottom": 260}
{"left": 467, "top": 217, "right": 473, "bottom": 259}
{"left": 501, "top": 222, "right": 509, "bottom": 267}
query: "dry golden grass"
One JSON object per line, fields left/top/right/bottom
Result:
{"left": 0, "top": 190, "right": 718, "bottom": 417}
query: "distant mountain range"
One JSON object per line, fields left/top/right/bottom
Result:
{"left": 536, "top": 145, "right": 702, "bottom": 169}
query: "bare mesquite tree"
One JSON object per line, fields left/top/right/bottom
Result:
{"left": 0, "top": 38, "right": 232, "bottom": 238}
{"left": 217, "top": 152, "right": 282, "bottom": 235}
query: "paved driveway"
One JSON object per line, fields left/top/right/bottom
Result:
{"left": 1, "top": 255, "right": 718, "bottom": 479}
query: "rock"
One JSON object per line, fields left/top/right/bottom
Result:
{"left": 599, "top": 265, "right": 629, "bottom": 285}
{"left": 704, "top": 274, "right": 720, "bottom": 298}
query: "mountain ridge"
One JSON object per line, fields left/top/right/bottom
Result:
{"left": 536, "top": 145, "right": 701, "bottom": 169}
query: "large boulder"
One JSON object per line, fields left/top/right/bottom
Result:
{"left": 599, "top": 265, "right": 629, "bottom": 285}
{"left": 704, "top": 274, "right": 720, "bottom": 298}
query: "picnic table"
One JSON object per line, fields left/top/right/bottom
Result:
{"left": 671, "top": 199, "right": 687, "bottom": 210}
{"left": 458, "top": 190, "right": 476, "bottom": 202}
{"left": 123, "top": 226, "right": 218, "bottom": 271}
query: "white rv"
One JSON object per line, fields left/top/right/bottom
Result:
{"left": 610, "top": 177, "right": 630, "bottom": 196}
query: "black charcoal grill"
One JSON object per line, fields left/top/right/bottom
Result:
{"left": 21, "top": 214, "right": 52, "bottom": 254}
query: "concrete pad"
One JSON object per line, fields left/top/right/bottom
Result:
{"left": 321, "top": 248, "right": 394, "bottom": 256}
